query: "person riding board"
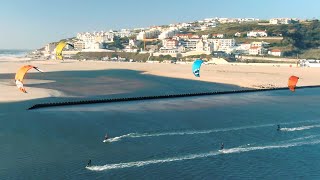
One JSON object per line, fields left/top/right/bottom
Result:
{"left": 86, "top": 159, "right": 91, "bottom": 167}
{"left": 277, "top": 125, "right": 281, "bottom": 131}
{"left": 220, "top": 143, "right": 224, "bottom": 150}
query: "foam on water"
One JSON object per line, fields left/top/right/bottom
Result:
{"left": 87, "top": 151, "right": 220, "bottom": 171}
{"left": 104, "top": 133, "right": 137, "bottom": 142}
{"left": 88, "top": 135, "right": 320, "bottom": 171}
{"left": 280, "top": 125, "right": 320, "bottom": 132}
{"left": 105, "top": 119, "right": 320, "bottom": 143}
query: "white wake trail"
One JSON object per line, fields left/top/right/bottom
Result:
{"left": 105, "top": 120, "right": 320, "bottom": 143}
{"left": 104, "top": 124, "right": 273, "bottom": 143}
{"left": 89, "top": 135, "right": 320, "bottom": 171}
{"left": 281, "top": 124, "right": 320, "bottom": 132}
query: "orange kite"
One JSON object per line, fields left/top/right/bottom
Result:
{"left": 15, "top": 65, "right": 43, "bottom": 93}
{"left": 288, "top": 75, "right": 299, "bottom": 92}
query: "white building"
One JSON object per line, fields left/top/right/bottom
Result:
{"left": 202, "top": 35, "right": 209, "bottom": 39}
{"left": 158, "top": 27, "right": 179, "bottom": 40}
{"left": 212, "top": 34, "right": 224, "bottom": 38}
{"left": 195, "top": 39, "right": 214, "bottom": 54}
{"left": 77, "top": 31, "right": 114, "bottom": 43}
{"left": 179, "top": 38, "right": 215, "bottom": 55}
{"left": 236, "top": 43, "right": 251, "bottom": 54}
{"left": 162, "top": 39, "right": 178, "bottom": 49}
{"left": 208, "top": 39, "right": 236, "bottom": 52}
{"left": 247, "top": 30, "right": 268, "bottom": 37}
{"left": 268, "top": 49, "right": 282, "bottom": 56}
{"left": 136, "top": 28, "right": 161, "bottom": 40}
{"left": 181, "top": 38, "right": 201, "bottom": 50}
{"left": 205, "top": 22, "right": 217, "bottom": 27}
{"left": 45, "top": 43, "right": 56, "bottom": 53}
{"left": 249, "top": 47, "right": 266, "bottom": 55}
{"left": 85, "top": 42, "right": 104, "bottom": 50}
{"left": 74, "top": 40, "right": 85, "bottom": 50}
{"left": 129, "top": 39, "right": 139, "bottom": 47}
{"left": 234, "top": 32, "right": 241, "bottom": 37}
{"left": 178, "top": 23, "right": 192, "bottom": 28}
{"left": 123, "top": 39, "right": 139, "bottom": 53}
{"left": 238, "top": 18, "right": 259, "bottom": 23}
{"left": 123, "top": 46, "right": 138, "bottom": 53}
{"left": 112, "top": 29, "right": 136, "bottom": 38}
{"left": 76, "top": 31, "right": 114, "bottom": 50}
{"left": 251, "top": 41, "right": 269, "bottom": 48}
{"left": 270, "top": 18, "right": 293, "bottom": 25}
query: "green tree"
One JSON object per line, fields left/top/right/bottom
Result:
{"left": 110, "top": 36, "right": 124, "bottom": 49}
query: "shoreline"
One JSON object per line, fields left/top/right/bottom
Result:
{"left": 1, "top": 58, "right": 320, "bottom": 103}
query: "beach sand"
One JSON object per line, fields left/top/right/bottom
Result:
{"left": 1, "top": 58, "right": 320, "bottom": 102}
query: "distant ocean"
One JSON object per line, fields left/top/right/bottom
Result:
{"left": 0, "top": 49, "right": 31, "bottom": 58}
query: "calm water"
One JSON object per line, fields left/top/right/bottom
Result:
{"left": 0, "top": 49, "right": 30, "bottom": 57}
{"left": 1, "top": 70, "right": 320, "bottom": 179}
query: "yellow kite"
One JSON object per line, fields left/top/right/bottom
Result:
{"left": 55, "top": 41, "right": 74, "bottom": 60}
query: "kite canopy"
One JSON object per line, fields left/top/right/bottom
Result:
{"left": 288, "top": 75, "right": 299, "bottom": 92}
{"left": 192, "top": 59, "right": 204, "bottom": 77}
{"left": 15, "top": 65, "right": 43, "bottom": 93}
{"left": 55, "top": 41, "right": 74, "bottom": 60}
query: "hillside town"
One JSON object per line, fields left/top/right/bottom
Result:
{"left": 38, "top": 17, "right": 308, "bottom": 62}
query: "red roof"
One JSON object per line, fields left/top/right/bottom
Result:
{"left": 271, "top": 49, "right": 281, "bottom": 52}
{"left": 176, "top": 33, "right": 193, "bottom": 37}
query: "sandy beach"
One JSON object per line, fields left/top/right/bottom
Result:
{"left": 1, "top": 58, "right": 320, "bottom": 102}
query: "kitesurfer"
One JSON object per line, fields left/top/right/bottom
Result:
{"left": 15, "top": 65, "right": 43, "bottom": 93}
{"left": 55, "top": 41, "right": 74, "bottom": 60}
{"left": 277, "top": 125, "right": 281, "bottom": 131}
{"left": 220, "top": 143, "right": 224, "bottom": 150}
{"left": 104, "top": 133, "right": 108, "bottom": 140}
{"left": 86, "top": 160, "right": 91, "bottom": 167}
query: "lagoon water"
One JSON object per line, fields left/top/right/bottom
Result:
{"left": 1, "top": 69, "right": 320, "bottom": 179}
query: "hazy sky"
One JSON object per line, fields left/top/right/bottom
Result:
{"left": 0, "top": 0, "right": 319, "bottom": 49}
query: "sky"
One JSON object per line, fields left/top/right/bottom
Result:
{"left": 0, "top": 0, "right": 319, "bottom": 49}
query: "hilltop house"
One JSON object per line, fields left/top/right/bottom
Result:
{"left": 247, "top": 30, "right": 268, "bottom": 37}
{"left": 249, "top": 47, "right": 266, "bottom": 55}
{"left": 212, "top": 34, "right": 224, "bottom": 38}
{"left": 234, "top": 32, "right": 241, "bottom": 37}
{"left": 268, "top": 49, "right": 282, "bottom": 56}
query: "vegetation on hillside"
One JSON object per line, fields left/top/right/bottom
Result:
{"left": 197, "top": 20, "right": 320, "bottom": 58}
{"left": 68, "top": 20, "right": 320, "bottom": 61}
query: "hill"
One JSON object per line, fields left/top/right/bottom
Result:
{"left": 197, "top": 20, "right": 320, "bottom": 58}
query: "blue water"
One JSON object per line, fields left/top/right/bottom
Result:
{"left": 0, "top": 49, "right": 30, "bottom": 57}
{"left": 1, "top": 70, "right": 320, "bottom": 179}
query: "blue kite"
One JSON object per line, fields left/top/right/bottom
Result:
{"left": 192, "top": 59, "right": 204, "bottom": 77}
